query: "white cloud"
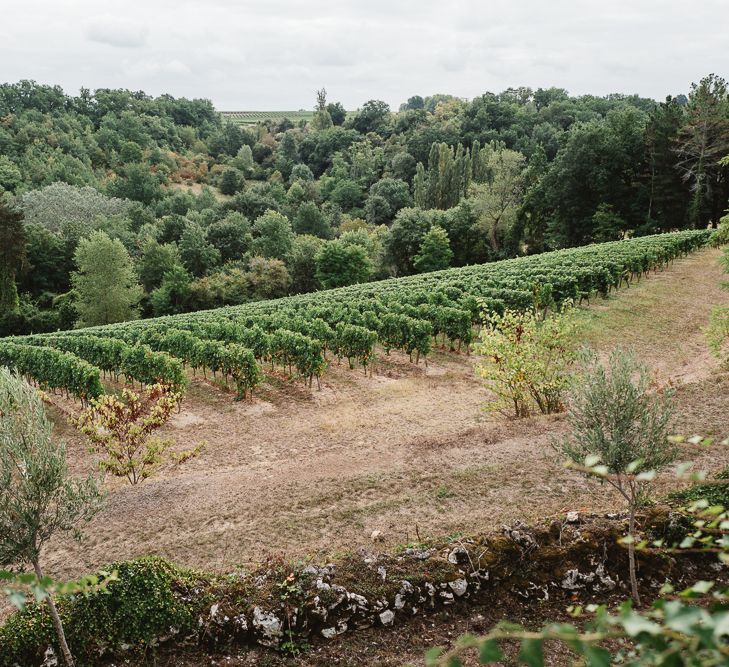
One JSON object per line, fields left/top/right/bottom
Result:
{"left": 122, "top": 59, "right": 191, "bottom": 77}
{"left": 85, "top": 16, "right": 149, "bottom": 48}
{"left": 0, "top": 0, "right": 725, "bottom": 109}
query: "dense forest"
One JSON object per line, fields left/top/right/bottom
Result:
{"left": 1, "top": 75, "right": 728, "bottom": 335}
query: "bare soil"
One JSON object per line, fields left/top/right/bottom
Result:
{"left": 42, "top": 248, "right": 729, "bottom": 587}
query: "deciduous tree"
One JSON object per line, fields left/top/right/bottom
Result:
{"left": 71, "top": 231, "right": 143, "bottom": 326}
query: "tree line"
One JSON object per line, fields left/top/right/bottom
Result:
{"left": 1, "top": 76, "right": 728, "bottom": 334}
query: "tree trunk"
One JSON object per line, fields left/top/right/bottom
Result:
{"left": 33, "top": 560, "right": 75, "bottom": 667}
{"left": 628, "top": 491, "right": 641, "bottom": 606}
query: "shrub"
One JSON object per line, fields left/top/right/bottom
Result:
{"left": 474, "top": 306, "right": 577, "bottom": 418}
{"left": 670, "top": 467, "right": 729, "bottom": 507}
{"left": 0, "top": 558, "right": 204, "bottom": 667}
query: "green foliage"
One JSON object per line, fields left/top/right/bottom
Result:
{"left": 15, "top": 231, "right": 710, "bottom": 413}
{"left": 329, "top": 179, "right": 365, "bottom": 213}
{"left": 333, "top": 323, "right": 378, "bottom": 369}
{"left": 415, "top": 142, "right": 472, "bottom": 210}
{"left": 560, "top": 349, "right": 676, "bottom": 604}
{"left": 0, "top": 342, "right": 104, "bottom": 401}
{"left": 413, "top": 226, "right": 453, "bottom": 273}
{"left": 592, "top": 203, "right": 626, "bottom": 243}
{"left": 72, "top": 231, "right": 143, "bottom": 327}
{"left": 670, "top": 467, "right": 729, "bottom": 507}
{"left": 22, "top": 334, "right": 186, "bottom": 393}
{"left": 0, "top": 558, "right": 203, "bottom": 667}
{"left": 0, "top": 196, "right": 26, "bottom": 311}
{"left": 426, "top": 597, "right": 729, "bottom": 667}
{"left": 676, "top": 75, "right": 729, "bottom": 226}
{"left": 1, "top": 569, "right": 118, "bottom": 612}
{"left": 294, "top": 202, "right": 331, "bottom": 238}
{"left": 206, "top": 212, "right": 252, "bottom": 262}
{"left": 73, "top": 384, "right": 192, "bottom": 484}
{"left": 179, "top": 222, "right": 221, "bottom": 277}
{"left": 137, "top": 238, "right": 182, "bottom": 292}
{"left": 289, "top": 234, "right": 324, "bottom": 293}
{"left": 709, "top": 214, "right": 729, "bottom": 247}
{"left": 378, "top": 312, "right": 433, "bottom": 362}
{"left": 315, "top": 240, "right": 373, "bottom": 288}
{"left": 106, "top": 163, "right": 164, "bottom": 205}
{"left": 20, "top": 183, "right": 131, "bottom": 236}
{"left": 0, "top": 368, "right": 103, "bottom": 666}
{"left": 0, "top": 368, "right": 103, "bottom": 565}
{"left": 151, "top": 265, "right": 193, "bottom": 315}
{"left": 351, "top": 99, "right": 390, "bottom": 135}
{"left": 219, "top": 168, "right": 243, "bottom": 195}
{"left": 270, "top": 329, "right": 326, "bottom": 384}
{"left": 475, "top": 306, "right": 577, "bottom": 417}
{"left": 388, "top": 207, "right": 450, "bottom": 275}
{"left": 251, "top": 209, "right": 295, "bottom": 260}
{"left": 468, "top": 145, "right": 526, "bottom": 255}
{"left": 561, "top": 349, "right": 676, "bottom": 475}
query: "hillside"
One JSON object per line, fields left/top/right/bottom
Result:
{"left": 35, "top": 245, "right": 729, "bottom": 584}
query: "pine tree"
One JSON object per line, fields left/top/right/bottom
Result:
{"left": 646, "top": 97, "right": 690, "bottom": 229}
{"left": 675, "top": 74, "right": 729, "bottom": 226}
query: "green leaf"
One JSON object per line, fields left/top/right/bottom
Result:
{"left": 518, "top": 638, "right": 544, "bottom": 667}
{"left": 712, "top": 611, "right": 729, "bottom": 640}
{"left": 8, "top": 591, "right": 26, "bottom": 609}
{"left": 479, "top": 639, "right": 503, "bottom": 663}
{"left": 425, "top": 646, "right": 444, "bottom": 665}
{"left": 690, "top": 580, "right": 714, "bottom": 594}
{"left": 584, "top": 646, "right": 612, "bottom": 667}
{"left": 621, "top": 612, "right": 661, "bottom": 637}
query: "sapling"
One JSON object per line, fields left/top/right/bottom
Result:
{"left": 0, "top": 368, "right": 103, "bottom": 666}
{"left": 560, "top": 348, "right": 677, "bottom": 605}
{"left": 73, "top": 383, "right": 203, "bottom": 484}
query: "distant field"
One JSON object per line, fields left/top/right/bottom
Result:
{"left": 221, "top": 110, "right": 355, "bottom": 124}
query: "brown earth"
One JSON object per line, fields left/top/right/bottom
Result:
{"left": 41, "top": 247, "right": 729, "bottom": 589}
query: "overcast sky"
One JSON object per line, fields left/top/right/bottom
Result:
{"left": 1, "top": 0, "right": 725, "bottom": 110}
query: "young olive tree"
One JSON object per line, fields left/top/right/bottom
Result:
{"left": 0, "top": 368, "right": 103, "bottom": 667}
{"left": 560, "top": 349, "right": 676, "bottom": 604}
{"left": 474, "top": 306, "right": 577, "bottom": 418}
{"left": 73, "top": 383, "right": 201, "bottom": 485}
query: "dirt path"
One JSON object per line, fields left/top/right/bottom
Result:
{"left": 43, "top": 248, "right": 729, "bottom": 579}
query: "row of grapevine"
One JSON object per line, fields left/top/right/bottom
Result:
{"left": 75, "top": 326, "right": 262, "bottom": 400}
{"left": 22, "top": 335, "right": 186, "bottom": 393}
{"left": 0, "top": 342, "right": 103, "bottom": 402}
{"left": 4, "top": 231, "right": 711, "bottom": 402}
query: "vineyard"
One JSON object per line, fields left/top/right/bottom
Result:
{"left": 1, "top": 231, "right": 711, "bottom": 404}
{"left": 220, "top": 110, "right": 356, "bottom": 125}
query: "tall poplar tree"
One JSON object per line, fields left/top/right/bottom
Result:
{"left": 0, "top": 196, "right": 26, "bottom": 312}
